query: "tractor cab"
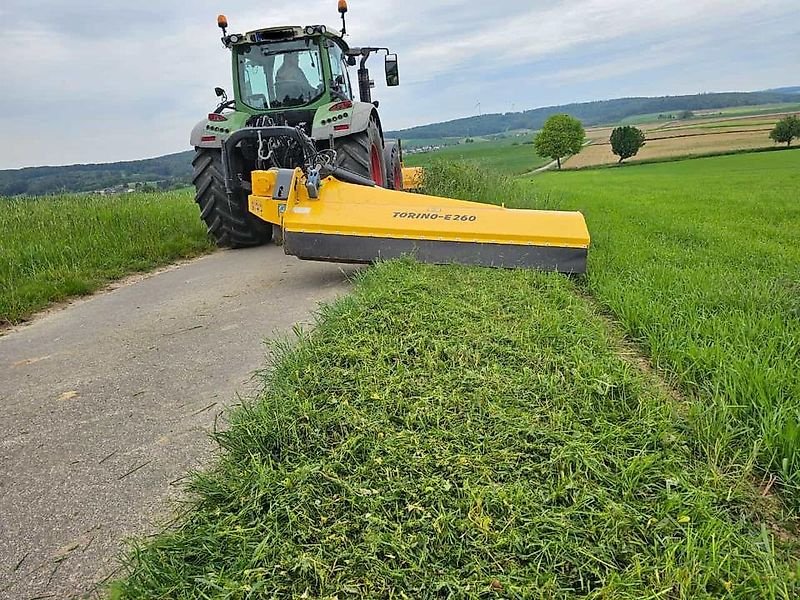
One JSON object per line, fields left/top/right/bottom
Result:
{"left": 222, "top": 26, "right": 353, "bottom": 113}
{"left": 218, "top": 22, "right": 398, "bottom": 117}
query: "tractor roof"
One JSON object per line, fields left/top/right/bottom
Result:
{"left": 224, "top": 25, "right": 346, "bottom": 49}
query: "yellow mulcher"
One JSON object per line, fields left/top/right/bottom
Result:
{"left": 191, "top": 4, "right": 590, "bottom": 273}
{"left": 246, "top": 128, "right": 589, "bottom": 273}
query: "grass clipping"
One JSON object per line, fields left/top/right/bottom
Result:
{"left": 116, "top": 262, "right": 797, "bottom": 598}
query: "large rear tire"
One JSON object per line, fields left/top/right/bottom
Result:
{"left": 335, "top": 117, "right": 387, "bottom": 187}
{"left": 192, "top": 148, "right": 272, "bottom": 248}
{"left": 383, "top": 140, "right": 403, "bottom": 191}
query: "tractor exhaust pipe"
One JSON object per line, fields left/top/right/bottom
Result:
{"left": 357, "top": 53, "right": 372, "bottom": 104}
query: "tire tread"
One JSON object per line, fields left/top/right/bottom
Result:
{"left": 192, "top": 149, "right": 271, "bottom": 248}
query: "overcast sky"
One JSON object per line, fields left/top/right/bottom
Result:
{"left": 0, "top": 0, "right": 797, "bottom": 169}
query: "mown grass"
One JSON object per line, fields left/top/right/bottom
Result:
{"left": 404, "top": 137, "right": 549, "bottom": 175}
{"left": 536, "top": 153, "right": 800, "bottom": 497}
{"left": 425, "top": 152, "right": 800, "bottom": 504}
{"left": 0, "top": 190, "right": 213, "bottom": 325}
{"left": 115, "top": 262, "right": 798, "bottom": 598}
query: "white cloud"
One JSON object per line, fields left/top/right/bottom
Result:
{"left": 403, "top": 0, "right": 795, "bottom": 80}
{"left": 0, "top": 0, "right": 797, "bottom": 167}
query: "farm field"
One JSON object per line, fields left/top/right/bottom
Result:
{"left": 695, "top": 103, "right": 800, "bottom": 117}
{"left": 0, "top": 190, "right": 213, "bottom": 326}
{"left": 427, "top": 152, "right": 800, "bottom": 498}
{"left": 115, "top": 261, "right": 798, "bottom": 598}
{"left": 617, "top": 103, "right": 800, "bottom": 125}
{"left": 568, "top": 111, "right": 794, "bottom": 168}
{"left": 116, "top": 152, "right": 800, "bottom": 597}
{"left": 536, "top": 152, "right": 800, "bottom": 495}
{"left": 404, "top": 135, "right": 550, "bottom": 175}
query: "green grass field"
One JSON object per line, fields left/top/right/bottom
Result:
{"left": 404, "top": 136, "right": 549, "bottom": 175}
{"left": 114, "top": 262, "right": 798, "bottom": 599}
{"left": 115, "top": 151, "right": 800, "bottom": 598}
{"left": 401, "top": 137, "right": 464, "bottom": 150}
{"left": 705, "top": 103, "right": 800, "bottom": 117}
{"left": 533, "top": 153, "right": 800, "bottom": 497}
{"left": 426, "top": 151, "right": 800, "bottom": 497}
{"left": 0, "top": 190, "right": 213, "bottom": 325}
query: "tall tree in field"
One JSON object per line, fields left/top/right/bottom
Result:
{"left": 770, "top": 115, "right": 800, "bottom": 147}
{"left": 610, "top": 126, "right": 647, "bottom": 163}
{"left": 534, "top": 114, "right": 585, "bottom": 170}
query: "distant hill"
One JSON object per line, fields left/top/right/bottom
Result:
{"left": 2, "top": 88, "right": 798, "bottom": 196}
{"left": 0, "top": 151, "right": 193, "bottom": 197}
{"left": 387, "top": 91, "right": 800, "bottom": 140}
{"left": 765, "top": 86, "right": 800, "bottom": 94}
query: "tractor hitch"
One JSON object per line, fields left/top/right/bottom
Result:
{"left": 221, "top": 126, "right": 376, "bottom": 201}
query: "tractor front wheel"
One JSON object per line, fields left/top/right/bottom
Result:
{"left": 335, "top": 117, "right": 387, "bottom": 187}
{"left": 192, "top": 148, "right": 272, "bottom": 248}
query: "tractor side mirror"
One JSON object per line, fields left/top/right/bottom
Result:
{"left": 214, "top": 87, "right": 228, "bottom": 105}
{"left": 385, "top": 54, "right": 399, "bottom": 87}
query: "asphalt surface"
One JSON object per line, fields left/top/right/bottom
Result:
{"left": 0, "top": 246, "right": 356, "bottom": 599}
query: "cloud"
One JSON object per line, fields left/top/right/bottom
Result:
{"left": 0, "top": 0, "right": 797, "bottom": 168}
{"left": 402, "top": 0, "right": 795, "bottom": 81}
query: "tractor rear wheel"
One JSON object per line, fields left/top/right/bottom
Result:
{"left": 335, "top": 117, "right": 387, "bottom": 187}
{"left": 192, "top": 148, "right": 272, "bottom": 248}
{"left": 383, "top": 140, "right": 403, "bottom": 190}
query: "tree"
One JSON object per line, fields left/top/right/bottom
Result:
{"left": 610, "top": 126, "right": 647, "bottom": 163}
{"left": 534, "top": 114, "right": 585, "bottom": 169}
{"left": 770, "top": 115, "right": 800, "bottom": 147}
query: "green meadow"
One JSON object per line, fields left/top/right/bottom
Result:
{"left": 404, "top": 136, "right": 550, "bottom": 175}
{"left": 532, "top": 152, "right": 800, "bottom": 497}
{"left": 0, "top": 190, "right": 212, "bottom": 325}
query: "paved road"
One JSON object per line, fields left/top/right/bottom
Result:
{"left": 0, "top": 247, "right": 356, "bottom": 599}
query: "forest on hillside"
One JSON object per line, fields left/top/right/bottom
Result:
{"left": 0, "top": 152, "right": 193, "bottom": 196}
{"left": 387, "top": 91, "right": 800, "bottom": 139}
{"left": 2, "top": 89, "right": 798, "bottom": 196}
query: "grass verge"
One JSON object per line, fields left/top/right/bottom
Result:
{"left": 0, "top": 190, "right": 213, "bottom": 325}
{"left": 115, "top": 261, "right": 798, "bottom": 598}
{"left": 425, "top": 153, "right": 800, "bottom": 503}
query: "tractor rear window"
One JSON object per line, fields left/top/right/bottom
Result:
{"left": 237, "top": 40, "right": 324, "bottom": 110}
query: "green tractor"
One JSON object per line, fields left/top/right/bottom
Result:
{"left": 189, "top": 2, "right": 403, "bottom": 248}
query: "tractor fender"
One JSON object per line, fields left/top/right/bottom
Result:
{"left": 190, "top": 119, "right": 222, "bottom": 149}
{"left": 311, "top": 101, "right": 383, "bottom": 142}
{"left": 350, "top": 102, "right": 383, "bottom": 139}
